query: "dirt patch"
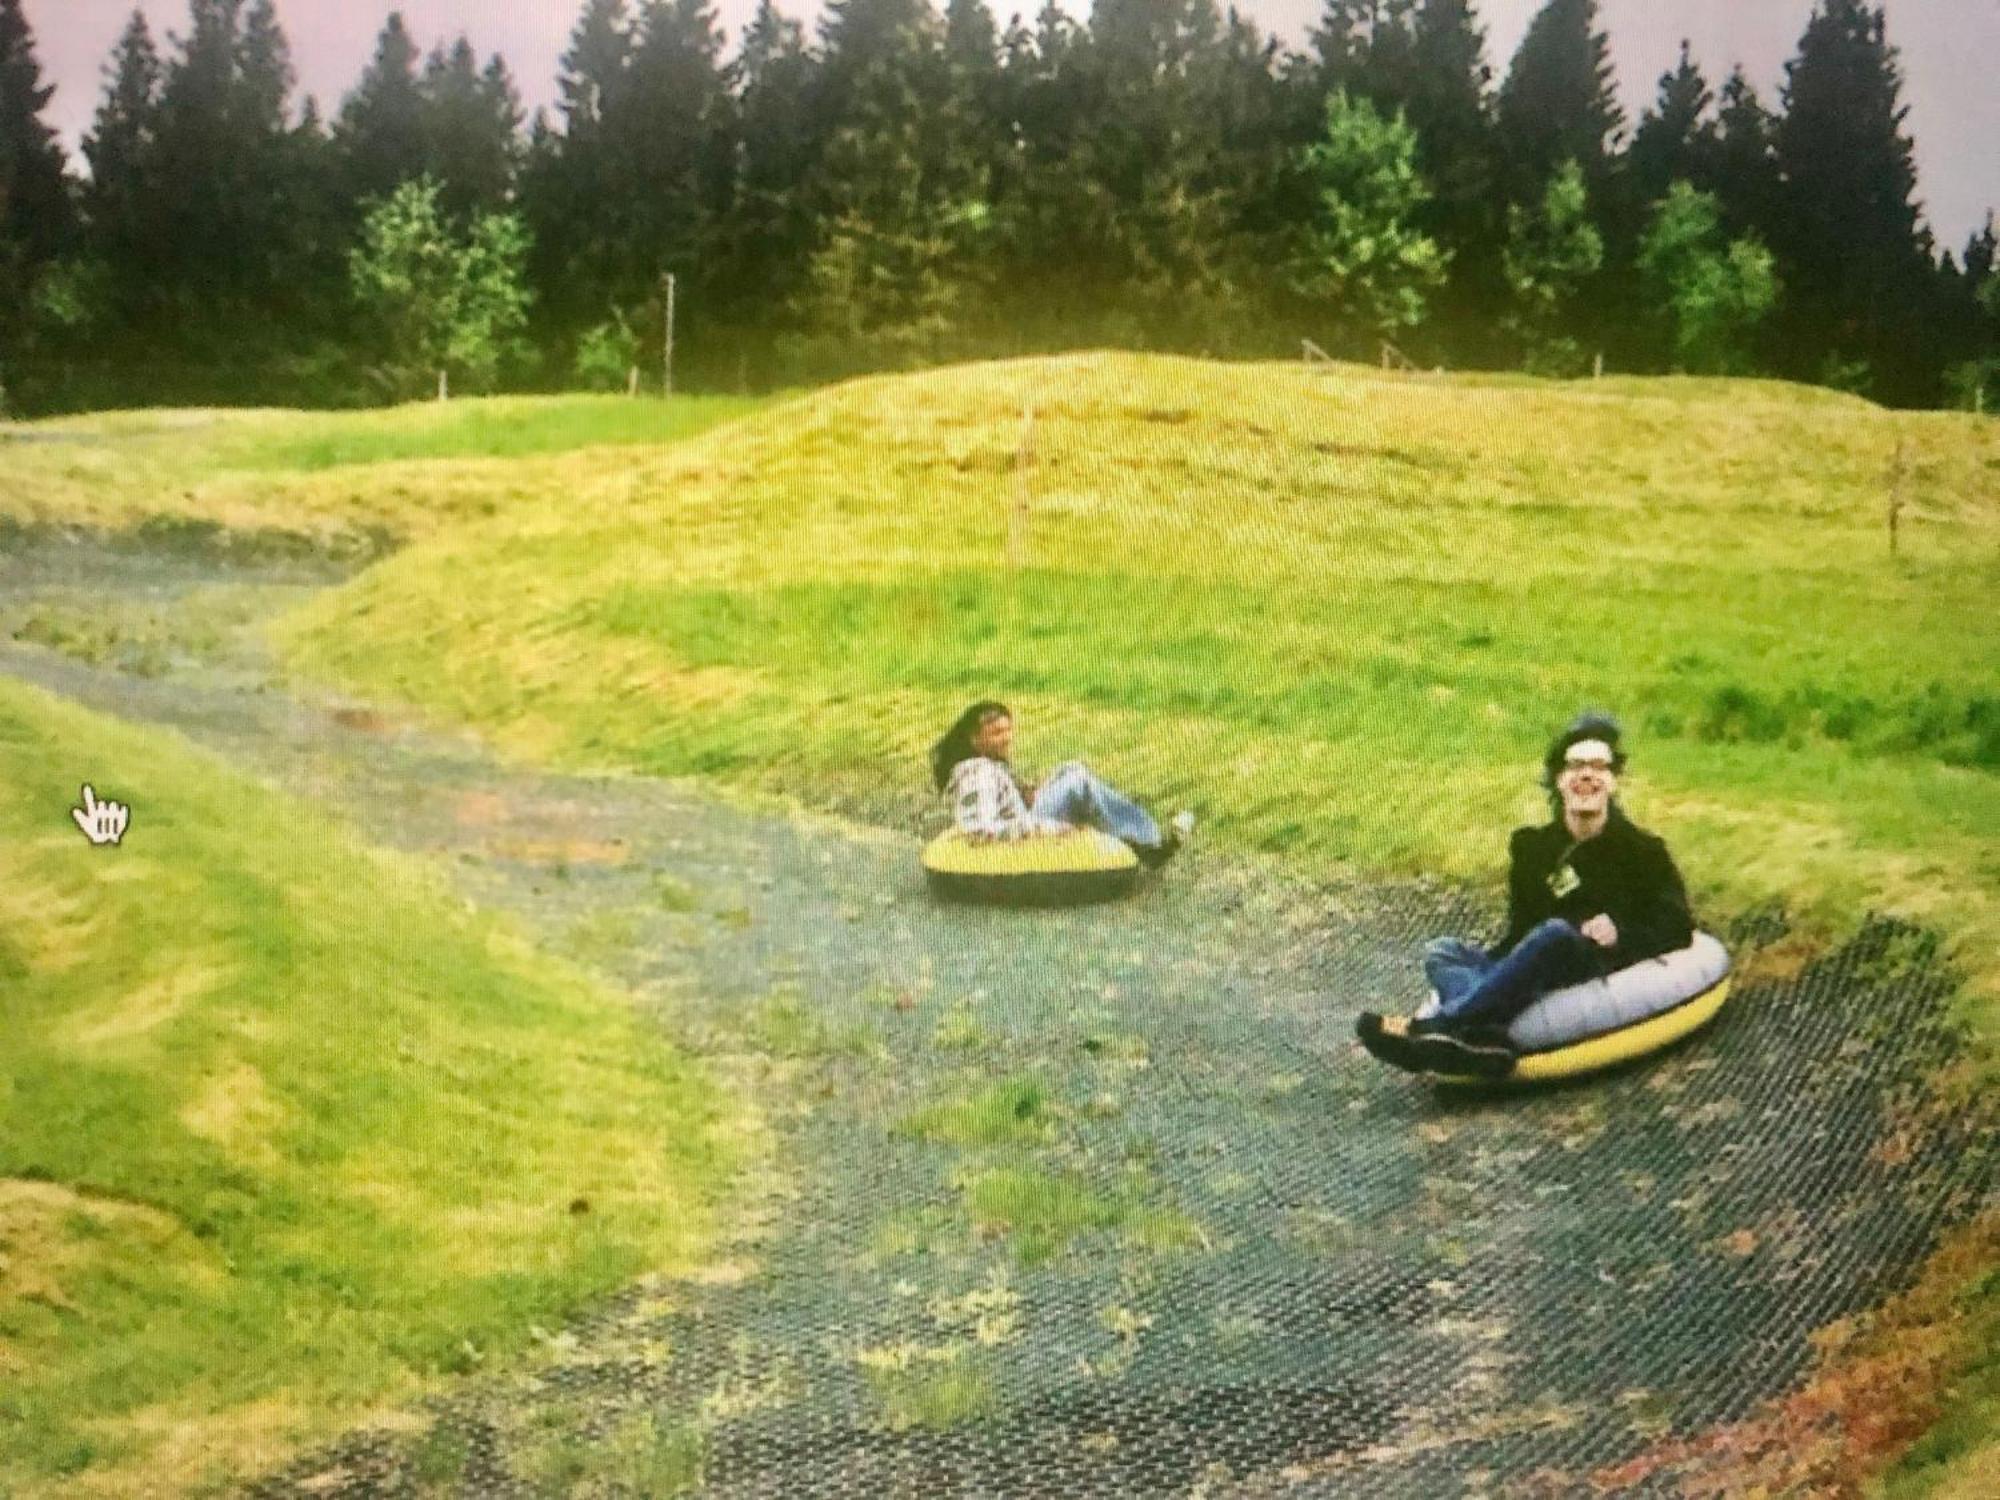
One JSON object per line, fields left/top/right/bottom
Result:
{"left": 0, "top": 1178, "right": 215, "bottom": 1315}
{"left": 179, "top": 1062, "right": 285, "bottom": 1162}
{"left": 483, "top": 836, "right": 631, "bottom": 868}
{"left": 66, "top": 961, "right": 232, "bottom": 1045}
{"left": 452, "top": 791, "right": 509, "bottom": 827}
{"left": 1591, "top": 1210, "right": 2000, "bottom": 1497}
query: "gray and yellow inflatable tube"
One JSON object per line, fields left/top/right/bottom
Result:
{"left": 1418, "top": 932, "right": 1733, "bottom": 1083}
{"left": 921, "top": 828, "right": 1140, "bottom": 907}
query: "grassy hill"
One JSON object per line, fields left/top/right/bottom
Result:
{"left": 0, "top": 681, "right": 741, "bottom": 1497}
{"left": 0, "top": 394, "right": 766, "bottom": 551}
{"left": 265, "top": 356, "right": 1999, "bottom": 1046}
{"left": 4, "top": 362, "right": 1995, "bottom": 1491}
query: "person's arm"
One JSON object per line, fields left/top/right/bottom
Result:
{"left": 1494, "top": 828, "right": 1545, "bottom": 958}
{"left": 1610, "top": 834, "right": 1695, "bottom": 962}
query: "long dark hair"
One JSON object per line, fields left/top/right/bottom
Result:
{"left": 931, "top": 700, "right": 1011, "bottom": 790}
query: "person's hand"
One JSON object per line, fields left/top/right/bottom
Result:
{"left": 1580, "top": 914, "right": 1618, "bottom": 948}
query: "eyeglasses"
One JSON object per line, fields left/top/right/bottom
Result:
{"left": 1563, "top": 757, "right": 1615, "bottom": 774}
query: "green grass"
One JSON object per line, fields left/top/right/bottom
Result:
{"left": 0, "top": 393, "right": 773, "bottom": 546}
{"left": 0, "top": 679, "right": 740, "bottom": 1497}
{"left": 268, "top": 353, "right": 1999, "bottom": 1046}
{"left": 959, "top": 1166, "right": 1203, "bottom": 1268}
{"left": 864, "top": 1358, "right": 997, "bottom": 1432}
{"left": 897, "top": 1079, "right": 1054, "bottom": 1148}
{"left": 12, "top": 351, "right": 1999, "bottom": 1487}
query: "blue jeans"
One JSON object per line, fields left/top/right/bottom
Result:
{"left": 1424, "top": 919, "right": 1601, "bottom": 1029}
{"left": 1030, "top": 761, "right": 1165, "bottom": 852}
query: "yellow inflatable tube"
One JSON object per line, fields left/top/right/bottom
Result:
{"left": 921, "top": 828, "right": 1139, "bottom": 906}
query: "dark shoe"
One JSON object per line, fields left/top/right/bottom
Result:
{"left": 1134, "top": 811, "right": 1196, "bottom": 870}
{"left": 1357, "top": 1011, "right": 1515, "bottom": 1078}
{"left": 1356, "top": 1012, "right": 1421, "bottom": 1070}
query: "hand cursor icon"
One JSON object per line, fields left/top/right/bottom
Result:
{"left": 73, "top": 784, "right": 131, "bottom": 846}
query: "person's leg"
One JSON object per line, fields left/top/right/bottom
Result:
{"left": 1435, "top": 919, "right": 1599, "bottom": 1031}
{"left": 1423, "top": 937, "right": 1492, "bottom": 1013}
{"left": 1031, "top": 761, "right": 1165, "bottom": 851}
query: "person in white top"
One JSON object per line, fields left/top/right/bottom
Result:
{"left": 929, "top": 700, "right": 1195, "bottom": 869}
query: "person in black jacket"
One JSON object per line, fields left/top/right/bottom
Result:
{"left": 1356, "top": 712, "right": 1694, "bottom": 1077}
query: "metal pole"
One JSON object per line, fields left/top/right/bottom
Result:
{"left": 662, "top": 272, "right": 677, "bottom": 397}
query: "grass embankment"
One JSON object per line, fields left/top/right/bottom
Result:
{"left": 272, "top": 354, "right": 2000, "bottom": 1047}
{"left": 0, "top": 393, "right": 768, "bottom": 549}
{"left": 0, "top": 680, "right": 740, "bottom": 1496}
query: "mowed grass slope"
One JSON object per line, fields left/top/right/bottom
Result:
{"left": 0, "top": 393, "right": 769, "bottom": 547}
{"left": 276, "top": 353, "right": 2000, "bottom": 1037}
{"left": 0, "top": 680, "right": 740, "bottom": 1497}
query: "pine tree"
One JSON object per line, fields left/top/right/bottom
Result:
{"left": 1496, "top": 0, "right": 1622, "bottom": 205}
{"left": 1934, "top": 214, "right": 1997, "bottom": 411}
{"left": 1310, "top": 1, "right": 1418, "bottom": 111}
{"left": 799, "top": 0, "right": 965, "bottom": 369}
{"left": 524, "top": 0, "right": 634, "bottom": 333}
{"left": 145, "top": 0, "right": 312, "bottom": 345}
{"left": 1709, "top": 65, "right": 1782, "bottom": 245}
{"left": 1772, "top": 0, "right": 1933, "bottom": 401}
{"left": 1627, "top": 40, "right": 1716, "bottom": 213}
{"left": 939, "top": 0, "right": 1002, "bottom": 206}
{"left": 723, "top": 0, "right": 820, "bottom": 344}
{"left": 420, "top": 39, "right": 522, "bottom": 220}
{"left": 1403, "top": 0, "right": 1500, "bottom": 355}
{"left": 606, "top": 0, "right": 733, "bottom": 318}
{"left": 0, "top": 0, "right": 73, "bottom": 342}
{"left": 336, "top": 13, "right": 426, "bottom": 211}
{"left": 79, "top": 9, "right": 161, "bottom": 314}
{"left": 559, "top": 0, "right": 634, "bottom": 138}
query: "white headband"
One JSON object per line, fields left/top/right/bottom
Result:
{"left": 1564, "top": 738, "right": 1615, "bottom": 766}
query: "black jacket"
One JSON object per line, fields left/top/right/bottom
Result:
{"left": 1498, "top": 806, "right": 1694, "bottom": 972}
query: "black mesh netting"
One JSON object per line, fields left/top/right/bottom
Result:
{"left": 0, "top": 550, "right": 1991, "bottom": 1498}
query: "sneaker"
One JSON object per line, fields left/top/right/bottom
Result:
{"left": 1171, "top": 810, "right": 1197, "bottom": 840}
{"left": 1357, "top": 1011, "right": 1515, "bottom": 1079}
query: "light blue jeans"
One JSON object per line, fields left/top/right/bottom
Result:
{"left": 1424, "top": 918, "right": 1601, "bottom": 1028}
{"left": 1030, "top": 761, "right": 1165, "bottom": 852}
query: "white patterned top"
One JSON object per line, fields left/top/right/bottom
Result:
{"left": 944, "top": 757, "right": 1067, "bottom": 840}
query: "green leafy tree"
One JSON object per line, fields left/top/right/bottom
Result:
{"left": 1636, "top": 181, "right": 1778, "bottom": 373}
{"left": 1291, "top": 89, "right": 1448, "bottom": 347}
{"left": 349, "top": 176, "right": 532, "bottom": 399}
{"left": 1502, "top": 157, "right": 1602, "bottom": 375}
{"left": 573, "top": 307, "right": 642, "bottom": 390}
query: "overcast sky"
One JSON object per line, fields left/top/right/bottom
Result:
{"left": 23, "top": 0, "right": 2000, "bottom": 252}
